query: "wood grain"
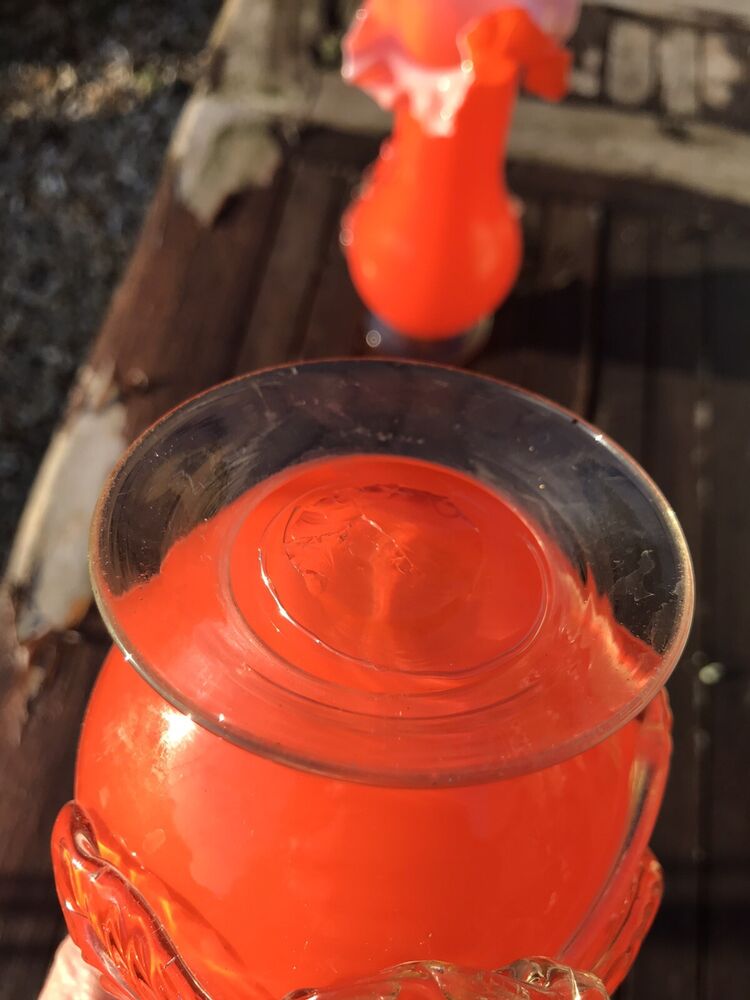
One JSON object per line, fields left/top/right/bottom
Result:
{"left": 703, "top": 223, "right": 750, "bottom": 1000}
{"left": 0, "top": 628, "right": 106, "bottom": 1000}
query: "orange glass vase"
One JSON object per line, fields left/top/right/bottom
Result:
{"left": 52, "top": 361, "right": 693, "bottom": 1000}
{"left": 342, "top": 2, "right": 579, "bottom": 358}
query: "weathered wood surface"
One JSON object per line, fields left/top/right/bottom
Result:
{"left": 570, "top": 5, "right": 750, "bottom": 128}
{"left": 702, "top": 226, "right": 750, "bottom": 998}
{"left": 0, "top": 618, "right": 106, "bottom": 999}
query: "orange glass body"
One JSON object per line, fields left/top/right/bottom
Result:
{"left": 342, "top": 4, "right": 571, "bottom": 340}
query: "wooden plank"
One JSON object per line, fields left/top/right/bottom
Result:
{"left": 474, "top": 201, "right": 542, "bottom": 384}
{"left": 569, "top": 6, "right": 609, "bottom": 101}
{"left": 507, "top": 159, "right": 750, "bottom": 230}
{"left": 479, "top": 201, "right": 602, "bottom": 415}
{"left": 703, "top": 223, "right": 750, "bottom": 1000}
{"left": 592, "top": 212, "right": 650, "bottom": 457}
{"left": 701, "top": 31, "right": 748, "bottom": 125}
{"left": 659, "top": 26, "right": 700, "bottom": 119}
{"left": 90, "top": 164, "right": 288, "bottom": 440}
{"left": 570, "top": 6, "right": 749, "bottom": 126}
{"left": 301, "top": 182, "right": 367, "bottom": 359}
{"left": 610, "top": 216, "right": 708, "bottom": 1000}
{"left": 605, "top": 17, "right": 657, "bottom": 109}
{"left": 239, "top": 160, "right": 344, "bottom": 371}
{"left": 705, "top": 223, "right": 750, "bottom": 678}
{"left": 0, "top": 631, "right": 107, "bottom": 1000}
{"left": 522, "top": 199, "right": 601, "bottom": 415}
{"left": 590, "top": 0, "right": 750, "bottom": 21}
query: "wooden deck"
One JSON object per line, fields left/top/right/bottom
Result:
{"left": 3, "top": 4, "right": 750, "bottom": 996}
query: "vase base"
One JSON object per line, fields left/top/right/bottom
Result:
{"left": 365, "top": 314, "right": 493, "bottom": 365}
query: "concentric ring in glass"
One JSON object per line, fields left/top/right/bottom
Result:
{"left": 91, "top": 360, "right": 694, "bottom": 787}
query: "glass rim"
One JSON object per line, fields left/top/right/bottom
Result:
{"left": 90, "top": 359, "right": 695, "bottom": 786}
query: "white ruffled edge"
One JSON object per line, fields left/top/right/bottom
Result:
{"left": 342, "top": 0, "right": 580, "bottom": 136}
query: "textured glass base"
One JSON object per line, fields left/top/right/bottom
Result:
{"left": 52, "top": 804, "right": 611, "bottom": 1000}
{"left": 55, "top": 798, "right": 666, "bottom": 1000}
{"left": 365, "top": 314, "right": 493, "bottom": 365}
{"left": 288, "top": 959, "right": 609, "bottom": 1000}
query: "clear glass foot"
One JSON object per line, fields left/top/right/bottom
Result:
{"left": 365, "top": 314, "right": 493, "bottom": 365}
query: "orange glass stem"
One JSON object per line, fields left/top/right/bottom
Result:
{"left": 342, "top": 3, "right": 574, "bottom": 341}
